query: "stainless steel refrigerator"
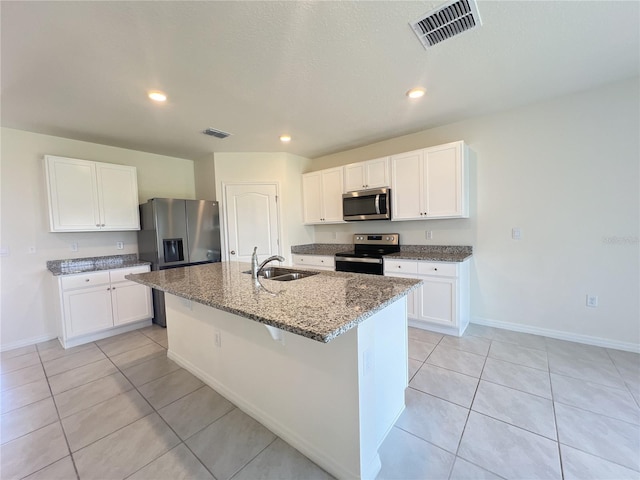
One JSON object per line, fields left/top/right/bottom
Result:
{"left": 137, "top": 198, "right": 221, "bottom": 326}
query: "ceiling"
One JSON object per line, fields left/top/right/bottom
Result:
{"left": 1, "top": 1, "right": 638, "bottom": 161}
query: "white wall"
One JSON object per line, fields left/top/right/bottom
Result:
{"left": 213, "top": 152, "right": 314, "bottom": 265}
{"left": 309, "top": 77, "right": 640, "bottom": 349}
{"left": 0, "top": 128, "right": 196, "bottom": 350}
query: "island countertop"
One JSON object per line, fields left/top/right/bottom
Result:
{"left": 126, "top": 261, "right": 420, "bottom": 343}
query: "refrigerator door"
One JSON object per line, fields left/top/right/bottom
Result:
{"left": 185, "top": 200, "right": 221, "bottom": 263}
{"left": 154, "top": 199, "right": 189, "bottom": 268}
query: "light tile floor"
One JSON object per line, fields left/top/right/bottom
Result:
{"left": 1, "top": 323, "right": 638, "bottom": 479}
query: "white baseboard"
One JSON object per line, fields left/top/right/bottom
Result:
{"left": 0, "top": 333, "right": 58, "bottom": 353}
{"left": 472, "top": 316, "right": 640, "bottom": 353}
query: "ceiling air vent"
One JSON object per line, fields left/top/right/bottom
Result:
{"left": 410, "top": 0, "right": 482, "bottom": 49}
{"left": 202, "top": 128, "right": 232, "bottom": 139}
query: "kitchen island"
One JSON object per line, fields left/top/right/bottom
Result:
{"left": 127, "top": 262, "right": 420, "bottom": 480}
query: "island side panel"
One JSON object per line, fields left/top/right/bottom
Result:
{"left": 164, "top": 294, "right": 408, "bottom": 480}
{"left": 165, "top": 294, "right": 363, "bottom": 479}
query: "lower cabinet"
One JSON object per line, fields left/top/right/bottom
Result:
{"left": 291, "top": 254, "right": 335, "bottom": 271}
{"left": 384, "top": 259, "right": 469, "bottom": 336}
{"left": 55, "top": 265, "right": 153, "bottom": 348}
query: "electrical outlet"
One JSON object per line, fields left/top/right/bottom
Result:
{"left": 116, "top": 241, "right": 124, "bottom": 250}
{"left": 425, "top": 230, "right": 433, "bottom": 240}
{"left": 214, "top": 330, "right": 222, "bottom": 347}
{"left": 70, "top": 242, "right": 78, "bottom": 252}
{"left": 586, "top": 295, "right": 598, "bottom": 307}
{"left": 512, "top": 228, "right": 522, "bottom": 240}
{"left": 27, "top": 246, "right": 37, "bottom": 254}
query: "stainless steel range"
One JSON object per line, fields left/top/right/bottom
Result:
{"left": 335, "top": 234, "right": 400, "bottom": 275}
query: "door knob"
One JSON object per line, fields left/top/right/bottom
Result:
{"left": 230, "top": 250, "right": 236, "bottom": 255}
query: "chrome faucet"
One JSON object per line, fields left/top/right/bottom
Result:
{"left": 251, "top": 247, "right": 285, "bottom": 280}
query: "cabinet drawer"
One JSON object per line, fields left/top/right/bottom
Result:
{"left": 110, "top": 265, "right": 150, "bottom": 283}
{"left": 384, "top": 259, "right": 418, "bottom": 274}
{"left": 292, "top": 254, "right": 335, "bottom": 269}
{"left": 61, "top": 271, "right": 111, "bottom": 290}
{"left": 417, "top": 262, "right": 458, "bottom": 277}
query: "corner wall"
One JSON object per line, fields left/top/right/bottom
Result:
{"left": 0, "top": 128, "right": 196, "bottom": 350}
{"left": 309, "top": 77, "right": 640, "bottom": 349}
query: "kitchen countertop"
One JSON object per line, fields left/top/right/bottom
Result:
{"left": 47, "top": 254, "right": 151, "bottom": 276}
{"left": 290, "top": 243, "right": 353, "bottom": 256}
{"left": 290, "top": 244, "right": 473, "bottom": 262}
{"left": 126, "top": 261, "right": 420, "bottom": 343}
{"left": 386, "top": 245, "right": 472, "bottom": 262}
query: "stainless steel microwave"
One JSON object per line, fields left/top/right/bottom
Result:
{"left": 342, "top": 187, "right": 391, "bottom": 221}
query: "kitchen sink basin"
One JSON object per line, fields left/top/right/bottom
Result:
{"left": 243, "top": 267, "right": 319, "bottom": 281}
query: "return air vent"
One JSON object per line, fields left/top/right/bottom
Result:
{"left": 202, "top": 128, "right": 232, "bottom": 139}
{"left": 410, "top": 0, "right": 482, "bottom": 49}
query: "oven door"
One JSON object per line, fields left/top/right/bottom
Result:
{"left": 334, "top": 256, "right": 384, "bottom": 275}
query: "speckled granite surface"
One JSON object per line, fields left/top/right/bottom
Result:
{"left": 290, "top": 244, "right": 353, "bottom": 256}
{"left": 126, "top": 261, "right": 420, "bottom": 343}
{"left": 291, "top": 243, "right": 473, "bottom": 262}
{"left": 47, "top": 254, "right": 151, "bottom": 276}
{"left": 385, "top": 245, "right": 473, "bottom": 262}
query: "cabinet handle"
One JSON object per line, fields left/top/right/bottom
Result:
{"left": 434, "top": 268, "right": 438, "bottom": 271}
{"left": 112, "top": 287, "right": 116, "bottom": 290}
{"left": 96, "top": 224, "right": 100, "bottom": 227}
{"left": 397, "top": 265, "right": 401, "bottom": 269}
{"left": 85, "top": 279, "right": 90, "bottom": 282}
{"left": 107, "top": 287, "right": 111, "bottom": 290}
{"left": 230, "top": 250, "right": 236, "bottom": 255}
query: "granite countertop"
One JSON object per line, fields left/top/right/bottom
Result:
{"left": 47, "top": 254, "right": 151, "bottom": 276}
{"left": 291, "top": 244, "right": 353, "bottom": 256}
{"left": 385, "top": 245, "right": 473, "bottom": 262}
{"left": 126, "top": 261, "right": 420, "bottom": 343}
{"left": 290, "top": 244, "right": 473, "bottom": 262}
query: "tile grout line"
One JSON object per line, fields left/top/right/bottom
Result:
{"left": 92, "top": 336, "right": 221, "bottom": 480}
{"left": 549, "top": 361, "right": 565, "bottom": 480}
{"left": 33, "top": 339, "right": 81, "bottom": 480}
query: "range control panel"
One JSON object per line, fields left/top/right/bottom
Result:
{"left": 352, "top": 234, "right": 399, "bottom": 246}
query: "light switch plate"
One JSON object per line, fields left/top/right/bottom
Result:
{"left": 512, "top": 228, "right": 522, "bottom": 240}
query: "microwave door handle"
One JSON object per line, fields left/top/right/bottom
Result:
{"left": 375, "top": 194, "right": 381, "bottom": 215}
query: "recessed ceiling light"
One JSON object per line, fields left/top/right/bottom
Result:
{"left": 280, "top": 135, "right": 292, "bottom": 143}
{"left": 148, "top": 91, "right": 167, "bottom": 102}
{"left": 406, "top": 87, "right": 426, "bottom": 99}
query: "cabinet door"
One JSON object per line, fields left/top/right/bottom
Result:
{"left": 391, "top": 150, "right": 423, "bottom": 221}
{"left": 45, "top": 156, "right": 101, "bottom": 231}
{"left": 63, "top": 286, "right": 113, "bottom": 337}
{"left": 321, "top": 168, "right": 344, "bottom": 223}
{"left": 302, "top": 172, "right": 323, "bottom": 224}
{"left": 417, "top": 275, "right": 456, "bottom": 326}
{"left": 385, "top": 272, "right": 418, "bottom": 318}
{"left": 424, "top": 143, "right": 463, "bottom": 218}
{"left": 344, "top": 163, "right": 366, "bottom": 192}
{"left": 111, "top": 282, "right": 153, "bottom": 326}
{"left": 365, "top": 157, "right": 390, "bottom": 189}
{"left": 96, "top": 163, "right": 140, "bottom": 230}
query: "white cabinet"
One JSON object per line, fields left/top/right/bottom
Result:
{"left": 384, "top": 258, "right": 469, "bottom": 336}
{"left": 45, "top": 155, "right": 140, "bottom": 232}
{"left": 391, "top": 141, "right": 468, "bottom": 221}
{"left": 55, "top": 265, "right": 153, "bottom": 348}
{"left": 291, "top": 254, "right": 335, "bottom": 271}
{"left": 344, "top": 157, "right": 390, "bottom": 192}
{"left": 302, "top": 167, "right": 345, "bottom": 224}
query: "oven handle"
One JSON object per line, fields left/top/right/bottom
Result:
{"left": 375, "top": 194, "right": 381, "bottom": 215}
{"left": 335, "top": 256, "right": 382, "bottom": 264}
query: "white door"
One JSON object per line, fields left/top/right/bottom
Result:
{"left": 224, "top": 184, "right": 280, "bottom": 263}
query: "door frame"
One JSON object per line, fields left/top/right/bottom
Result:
{"left": 220, "top": 182, "right": 283, "bottom": 263}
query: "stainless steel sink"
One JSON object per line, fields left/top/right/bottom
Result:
{"left": 243, "top": 267, "right": 319, "bottom": 281}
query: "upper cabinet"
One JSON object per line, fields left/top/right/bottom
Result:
{"left": 391, "top": 141, "right": 468, "bottom": 221}
{"left": 45, "top": 155, "right": 140, "bottom": 232}
{"left": 302, "top": 167, "right": 344, "bottom": 224}
{"left": 343, "top": 157, "right": 390, "bottom": 192}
